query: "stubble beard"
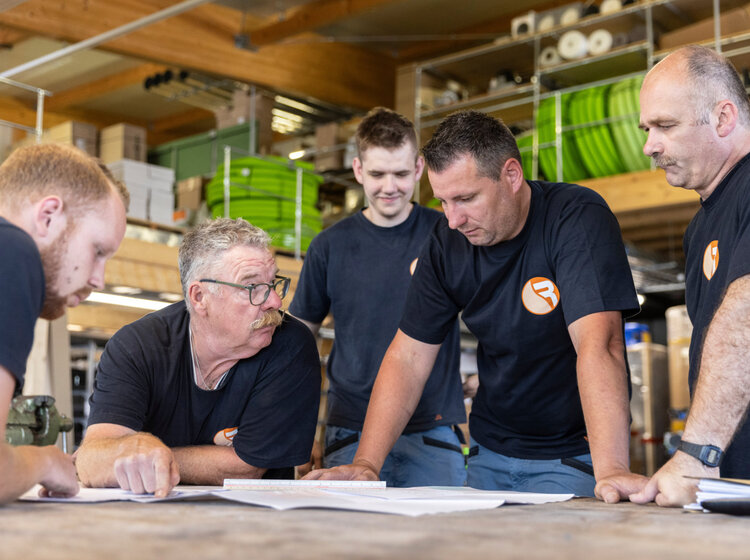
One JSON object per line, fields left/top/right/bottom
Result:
{"left": 38, "top": 231, "right": 68, "bottom": 320}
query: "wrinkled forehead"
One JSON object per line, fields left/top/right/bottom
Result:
{"left": 218, "top": 245, "right": 276, "bottom": 279}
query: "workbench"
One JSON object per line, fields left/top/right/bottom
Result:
{"left": 2, "top": 497, "right": 746, "bottom": 559}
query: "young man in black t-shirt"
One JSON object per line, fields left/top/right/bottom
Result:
{"left": 631, "top": 45, "right": 750, "bottom": 507}
{"left": 0, "top": 144, "right": 128, "bottom": 503}
{"left": 291, "top": 108, "right": 466, "bottom": 487}
{"left": 307, "top": 111, "right": 646, "bottom": 501}
{"left": 76, "top": 218, "right": 320, "bottom": 497}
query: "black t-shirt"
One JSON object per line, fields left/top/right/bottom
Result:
{"left": 401, "top": 181, "right": 639, "bottom": 459}
{"left": 0, "top": 217, "right": 45, "bottom": 390}
{"left": 289, "top": 205, "right": 465, "bottom": 432}
{"left": 683, "top": 152, "right": 750, "bottom": 478}
{"left": 88, "top": 302, "right": 321, "bottom": 469}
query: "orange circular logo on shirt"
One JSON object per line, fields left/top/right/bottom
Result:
{"left": 521, "top": 277, "right": 560, "bottom": 315}
{"left": 702, "top": 240, "right": 719, "bottom": 280}
{"left": 213, "top": 427, "right": 238, "bottom": 446}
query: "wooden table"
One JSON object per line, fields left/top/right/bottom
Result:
{"left": 2, "top": 497, "right": 747, "bottom": 559}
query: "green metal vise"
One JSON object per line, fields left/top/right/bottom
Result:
{"left": 6, "top": 395, "right": 73, "bottom": 448}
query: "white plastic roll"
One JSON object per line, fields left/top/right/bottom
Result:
{"left": 558, "top": 30, "right": 588, "bottom": 60}
{"left": 539, "top": 46, "right": 562, "bottom": 68}
{"left": 588, "top": 29, "right": 613, "bottom": 56}
{"left": 600, "top": 0, "right": 623, "bottom": 14}
{"left": 511, "top": 12, "right": 536, "bottom": 38}
{"left": 537, "top": 13, "right": 556, "bottom": 32}
{"left": 560, "top": 5, "right": 581, "bottom": 26}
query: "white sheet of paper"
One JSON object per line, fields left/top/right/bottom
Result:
{"left": 217, "top": 486, "right": 572, "bottom": 516}
{"left": 19, "top": 485, "right": 223, "bottom": 503}
{"left": 217, "top": 488, "right": 506, "bottom": 516}
{"left": 223, "top": 479, "right": 386, "bottom": 490}
{"left": 19, "top": 484, "right": 573, "bottom": 516}
{"left": 684, "top": 477, "right": 750, "bottom": 511}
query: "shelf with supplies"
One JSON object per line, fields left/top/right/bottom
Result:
{"left": 413, "top": 0, "right": 750, "bottom": 130}
{"left": 406, "top": 0, "right": 749, "bottom": 267}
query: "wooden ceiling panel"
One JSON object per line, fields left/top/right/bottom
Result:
{"left": 0, "top": 0, "right": 395, "bottom": 110}
{"left": 247, "top": 0, "right": 399, "bottom": 47}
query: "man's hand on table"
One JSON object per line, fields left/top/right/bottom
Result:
{"left": 594, "top": 469, "right": 650, "bottom": 503}
{"left": 302, "top": 459, "right": 380, "bottom": 482}
{"left": 112, "top": 435, "right": 180, "bottom": 498}
{"left": 629, "top": 452, "right": 718, "bottom": 507}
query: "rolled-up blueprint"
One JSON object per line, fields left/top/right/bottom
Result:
{"left": 600, "top": 0, "right": 623, "bottom": 14}
{"left": 588, "top": 29, "right": 614, "bottom": 56}
{"left": 560, "top": 4, "right": 581, "bottom": 25}
{"left": 537, "top": 13, "right": 556, "bottom": 32}
{"left": 539, "top": 45, "right": 562, "bottom": 67}
{"left": 558, "top": 30, "right": 588, "bottom": 60}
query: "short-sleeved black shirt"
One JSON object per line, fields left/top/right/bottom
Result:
{"left": 289, "top": 205, "right": 465, "bottom": 432}
{"left": 0, "top": 217, "right": 45, "bottom": 390}
{"left": 400, "top": 181, "right": 639, "bottom": 459}
{"left": 683, "top": 152, "right": 750, "bottom": 478}
{"left": 88, "top": 302, "right": 321, "bottom": 469}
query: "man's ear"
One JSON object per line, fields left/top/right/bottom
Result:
{"left": 352, "top": 156, "right": 365, "bottom": 185}
{"left": 716, "top": 99, "right": 739, "bottom": 138}
{"left": 414, "top": 155, "right": 425, "bottom": 182}
{"left": 34, "top": 196, "right": 66, "bottom": 239}
{"left": 504, "top": 158, "right": 525, "bottom": 192}
{"left": 188, "top": 282, "right": 208, "bottom": 315}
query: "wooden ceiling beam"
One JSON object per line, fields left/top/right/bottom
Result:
{"left": 0, "top": 94, "right": 155, "bottom": 146}
{"left": 247, "top": 0, "right": 399, "bottom": 47}
{"left": 149, "top": 107, "right": 214, "bottom": 133}
{"left": 46, "top": 63, "right": 166, "bottom": 111}
{"left": 397, "top": 0, "right": 569, "bottom": 62}
{"left": 0, "top": 0, "right": 395, "bottom": 110}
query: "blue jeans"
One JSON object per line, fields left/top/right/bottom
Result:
{"left": 324, "top": 425, "right": 466, "bottom": 487}
{"left": 467, "top": 440, "right": 596, "bottom": 496}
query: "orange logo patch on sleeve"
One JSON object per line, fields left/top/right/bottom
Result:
{"left": 522, "top": 277, "right": 560, "bottom": 315}
{"left": 213, "top": 427, "right": 238, "bottom": 447}
{"left": 702, "top": 240, "right": 719, "bottom": 280}
{"left": 409, "top": 258, "right": 419, "bottom": 276}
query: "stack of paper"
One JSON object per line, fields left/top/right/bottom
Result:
{"left": 688, "top": 478, "right": 750, "bottom": 515}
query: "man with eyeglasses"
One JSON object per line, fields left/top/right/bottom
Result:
{"left": 75, "top": 218, "right": 320, "bottom": 497}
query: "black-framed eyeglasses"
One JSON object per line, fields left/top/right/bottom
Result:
{"left": 199, "top": 275, "right": 290, "bottom": 306}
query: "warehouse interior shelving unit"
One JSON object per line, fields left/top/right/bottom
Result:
{"left": 401, "top": 0, "right": 750, "bottom": 305}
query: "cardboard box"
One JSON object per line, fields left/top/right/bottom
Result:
{"left": 45, "top": 121, "right": 98, "bottom": 156}
{"left": 107, "top": 159, "right": 175, "bottom": 192}
{"left": 314, "top": 122, "right": 343, "bottom": 172}
{"left": 126, "top": 184, "right": 149, "bottom": 221}
{"left": 100, "top": 123, "right": 147, "bottom": 164}
{"left": 149, "top": 189, "right": 175, "bottom": 226}
{"left": 214, "top": 90, "right": 252, "bottom": 129}
{"left": 213, "top": 92, "right": 274, "bottom": 153}
{"left": 176, "top": 176, "right": 205, "bottom": 210}
{"left": 660, "top": 3, "right": 750, "bottom": 50}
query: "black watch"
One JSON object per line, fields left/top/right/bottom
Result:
{"left": 678, "top": 440, "right": 724, "bottom": 468}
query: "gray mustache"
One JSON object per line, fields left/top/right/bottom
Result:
{"left": 653, "top": 155, "right": 677, "bottom": 167}
{"left": 251, "top": 309, "right": 285, "bottom": 330}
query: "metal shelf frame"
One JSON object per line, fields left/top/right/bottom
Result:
{"left": 413, "top": 0, "right": 738, "bottom": 186}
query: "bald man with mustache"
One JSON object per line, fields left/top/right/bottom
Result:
{"left": 75, "top": 218, "right": 321, "bottom": 497}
